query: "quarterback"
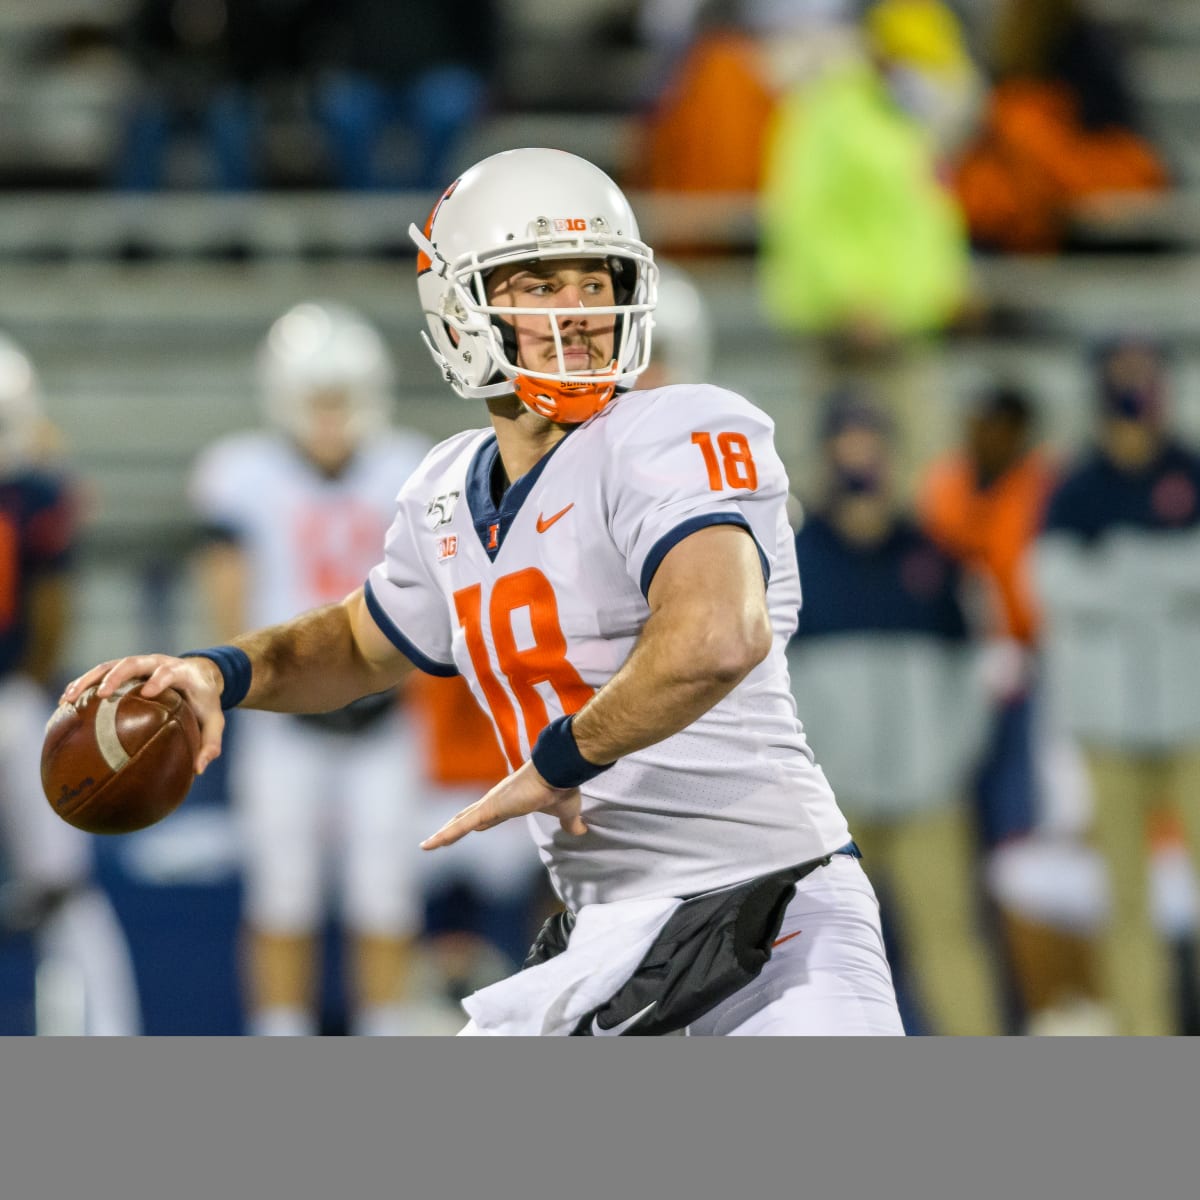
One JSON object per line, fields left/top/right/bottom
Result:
{"left": 64, "top": 149, "right": 903, "bottom": 1036}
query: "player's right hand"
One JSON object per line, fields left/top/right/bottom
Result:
{"left": 60, "top": 654, "right": 226, "bottom": 776}
{"left": 420, "top": 759, "right": 588, "bottom": 850}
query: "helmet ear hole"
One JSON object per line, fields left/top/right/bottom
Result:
{"left": 608, "top": 257, "right": 636, "bottom": 304}
{"left": 491, "top": 316, "right": 519, "bottom": 367}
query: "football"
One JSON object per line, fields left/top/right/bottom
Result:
{"left": 41, "top": 680, "right": 201, "bottom": 834}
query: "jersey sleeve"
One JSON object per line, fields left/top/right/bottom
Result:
{"left": 364, "top": 482, "right": 458, "bottom": 677}
{"left": 604, "top": 386, "right": 788, "bottom": 596}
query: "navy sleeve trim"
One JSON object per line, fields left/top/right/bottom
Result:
{"left": 639, "top": 513, "right": 770, "bottom": 599}
{"left": 364, "top": 579, "right": 458, "bottom": 678}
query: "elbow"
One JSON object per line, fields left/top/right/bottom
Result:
{"left": 695, "top": 609, "right": 773, "bottom": 687}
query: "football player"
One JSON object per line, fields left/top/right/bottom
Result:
{"left": 66, "top": 150, "right": 903, "bottom": 1036}
{"left": 0, "top": 333, "right": 141, "bottom": 1035}
{"left": 189, "top": 302, "right": 433, "bottom": 1035}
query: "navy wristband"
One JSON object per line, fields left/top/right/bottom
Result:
{"left": 182, "top": 646, "right": 252, "bottom": 710}
{"left": 531, "top": 715, "right": 614, "bottom": 790}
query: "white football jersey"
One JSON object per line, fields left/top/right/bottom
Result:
{"left": 191, "top": 430, "right": 432, "bottom": 627}
{"left": 367, "top": 385, "right": 850, "bottom": 909}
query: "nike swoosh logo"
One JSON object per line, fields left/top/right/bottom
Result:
{"left": 592, "top": 1001, "right": 656, "bottom": 1037}
{"left": 536, "top": 503, "right": 575, "bottom": 533}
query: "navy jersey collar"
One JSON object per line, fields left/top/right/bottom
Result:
{"left": 465, "top": 429, "right": 575, "bottom": 560}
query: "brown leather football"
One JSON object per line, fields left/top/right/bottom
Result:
{"left": 41, "top": 680, "right": 201, "bottom": 834}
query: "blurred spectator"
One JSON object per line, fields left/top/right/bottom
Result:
{"left": 757, "top": 2, "right": 974, "bottom": 484}
{"left": 189, "top": 301, "right": 434, "bottom": 1035}
{"left": 918, "top": 383, "right": 1054, "bottom": 840}
{"left": 633, "top": 2, "right": 878, "bottom": 201}
{"left": 631, "top": 15, "right": 780, "bottom": 204}
{"left": 916, "top": 383, "right": 1099, "bottom": 1029}
{"left": 788, "top": 392, "right": 1001, "bottom": 1035}
{"left": 113, "top": 0, "right": 328, "bottom": 190}
{"left": 0, "top": 333, "right": 141, "bottom": 1036}
{"left": 953, "top": 0, "right": 1169, "bottom": 253}
{"left": 866, "top": 0, "right": 984, "bottom": 158}
{"left": 759, "top": 3, "right": 973, "bottom": 334}
{"left": 315, "top": 0, "right": 496, "bottom": 190}
{"left": 1033, "top": 336, "right": 1200, "bottom": 1035}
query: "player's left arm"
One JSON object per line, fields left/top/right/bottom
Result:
{"left": 573, "top": 524, "right": 770, "bottom": 756}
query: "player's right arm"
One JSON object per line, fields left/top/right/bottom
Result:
{"left": 59, "top": 586, "right": 415, "bottom": 775}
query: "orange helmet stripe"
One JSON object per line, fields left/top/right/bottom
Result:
{"left": 415, "top": 178, "right": 461, "bottom": 276}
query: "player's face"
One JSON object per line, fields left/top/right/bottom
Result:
{"left": 297, "top": 387, "right": 359, "bottom": 473}
{"left": 486, "top": 258, "right": 617, "bottom": 374}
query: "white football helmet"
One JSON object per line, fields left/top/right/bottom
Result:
{"left": 647, "top": 261, "right": 713, "bottom": 386}
{"left": 0, "top": 332, "right": 44, "bottom": 471}
{"left": 257, "top": 301, "right": 395, "bottom": 442}
{"left": 409, "top": 148, "right": 658, "bottom": 424}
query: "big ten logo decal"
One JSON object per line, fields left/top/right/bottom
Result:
{"left": 295, "top": 500, "right": 388, "bottom": 604}
{"left": 454, "top": 568, "right": 592, "bottom": 769}
{"left": 553, "top": 218, "right": 587, "bottom": 233}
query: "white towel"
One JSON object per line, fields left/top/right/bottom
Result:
{"left": 460, "top": 895, "right": 684, "bottom": 1036}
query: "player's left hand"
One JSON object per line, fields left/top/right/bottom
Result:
{"left": 420, "top": 761, "right": 586, "bottom": 850}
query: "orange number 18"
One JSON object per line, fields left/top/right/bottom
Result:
{"left": 454, "top": 569, "right": 593, "bottom": 769}
{"left": 691, "top": 431, "right": 758, "bottom": 491}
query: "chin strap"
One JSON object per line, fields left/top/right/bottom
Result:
{"left": 512, "top": 364, "right": 618, "bottom": 424}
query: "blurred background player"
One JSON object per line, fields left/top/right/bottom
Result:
{"left": 189, "top": 301, "right": 433, "bottom": 1035}
{"left": 0, "top": 333, "right": 141, "bottom": 1036}
{"left": 1033, "top": 336, "right": 1200, "bottom": 1035}
{"left": 787, "top": 392, "right": 1001, "bottom": 1035}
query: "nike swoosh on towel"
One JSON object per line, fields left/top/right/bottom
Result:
{"left": 591, "top": 1002, "right": 656, "bottom": 1037}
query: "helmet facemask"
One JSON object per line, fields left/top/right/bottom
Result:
{"left": 412, "top": 222, "right": 658, "bottom": 422}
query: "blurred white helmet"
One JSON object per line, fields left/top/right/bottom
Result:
{"left": 647, "top": 261, "right": 713, "bottom": 386}
{"left": 409, "top": 148, "right": 658, "bottom": 424}
{"left": 257, "top": 301, "right": 395, "bottom": 443}
{"left": 0, "top": 332, "right": 44, "bottom": 471}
